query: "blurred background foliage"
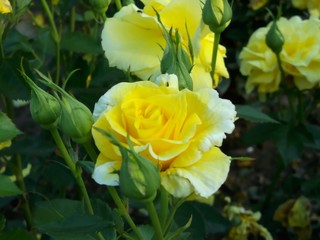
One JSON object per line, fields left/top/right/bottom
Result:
{"left": 0, "top": 0, "right": 319, "bottom": 239}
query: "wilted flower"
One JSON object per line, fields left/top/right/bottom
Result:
{"left": 292, "top": 0, "right": 320, "bottom": 17}
{"left": 92, "top": 75, "right": 236, "bottom": 198}
{"left": 240, "top": 16, "right": 320, "bottom": 93}
{"left": 0, "top": 0, "right": 12, "bottom": 14}
{"left": 101, "top": 0, "right": 229, "bottom": 90}
{"left": 223, "top": 205, "right": 273, "bottom": 240}
{"left": 274, "top": 196, "right": 312, "bottom": 240}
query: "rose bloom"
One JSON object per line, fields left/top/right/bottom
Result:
{"left": 92, "top": 74, "right": 236, "bottom": 198}
{"left": 292, "top": 0, "right": 320, "bottom": 17}
{"left": 101, "top": 0, "right": 229, "bottom": 90}
{"left": 240, "top": 16, "right": 320, "bottom": 93}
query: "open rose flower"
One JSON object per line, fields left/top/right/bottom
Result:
{"left": 92, "top": 74, "right": 236, "bottom": 198}
{"left": 240, "top": 16, "right": 320, "bottom": 93}
{"left": 101, "top": 0, "right": 229, "bottom": 90}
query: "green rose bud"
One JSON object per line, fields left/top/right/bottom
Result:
{"left": 119, "top": 142, "right": 161, "bottom": 202}
{"left": 87, "top": 0, "right": 111, "bottom": 13}
{"left": 58, "top": 94, "right": 94, "bottom": 144}
{"left": 266, "top": 20, "right": 285, "bottom": 55}
{"left": 202, "top": 0, "right": 232, "bottom": 34}
{"left": 23, "top": 74, "right": 61, "bottom": 129}
{"left": 158, "top": 14, "right": 193, "bottom": 91}
{"left": 35, "top": 71, "right": 94, "bottom": 144}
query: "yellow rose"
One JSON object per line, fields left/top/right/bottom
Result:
{"left": 101, "top": 0, "right": 229, "bottom": 90}
{"left": 0, "top": 0, "right": 12, "bottom": 14}
{"left": 92, "top": 75, "right": 236, "bottom": 198}
{"left": 292, "top": 0, "right": 320, "bottom": 17}
{"left": 240, "top": 16, "right": 320, "bottom": 93}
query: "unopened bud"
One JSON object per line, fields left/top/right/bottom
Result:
{"left": 266, "top": 20, "right": 284, "bottom": 55}
{"left": 87, "top": 0, "right": 111, "bottom": 13}
{"left": 24, "top": 75, "right": 61, "bottom": 129}
{"left": 160, "top": 27, "right": 193, "bottom": 90}
{"left": 202, "top": 0, "right": 232, "bottom": 34}
{"left": 119, "top": 148, "right": 161, "bottom": 202}
{"left": 58, "top": 94, "right": 94, "bottom": 144}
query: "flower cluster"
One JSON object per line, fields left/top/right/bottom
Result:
{"left": 101, "top": 0, "right": 229, "bottom": 89}
{"left": 240, "top": 16, "right": 320, "bottom": 93}
{"left": 92, "top": 74, "right": 236, "bottom": 198}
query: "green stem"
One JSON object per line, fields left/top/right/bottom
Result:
{"left": 115, "top": 0, "right": 122, "bottom": 10}
{"left": 49, "top": 128, "right": 93, "bottom": 213}
{"left": 40, "top": 0, "right": 61, "bottom": 84}
{"left": 50, "top": 128, "right": 106, "bottom": 240}
{"left": 13, "top": 154, "right": 34, "bottom": 231}
{"left": 4, "top": 98, "right": 34, "bottom": 231}
{"left": 107, "top": 187, "right": 143, "bottom": 240}
{"left": 164, "top": 198, "right": 185, "bottom": 234}
{"left": 276, "top": 53, "right": 285, "bottom": 82}
{"left": 145, "top": 201, "right": 164, "bottom": 240}
{"left": 159, "top": 187, "right": 168, "bottom": 228}
{"left": 210, "top": 32, "right": 221, "bottom": 87}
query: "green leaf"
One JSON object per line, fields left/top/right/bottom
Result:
{"left": 166, "top": 216, "right": 192, "bottom": 240}
{"left": 301, "top": 176, "right": 320, "bottom": 199}
{"left": 236, "top": 105, "right": 279, "bottom": 123}
{"left": 138, "top": 225, "right": 154, "bottom": 240}
{"left": 0, "top": 229, "right": 37, "bottom": 240}
{"left": 174, "top": 202, "right": 206, "bottom": 240}
{"left": 0, "top": 112, "right": 22, "bottom": 142}
{"left": 241, "top": 123, "right": 277, "bottom": 145}
{"left": 77, "top": 161, "right": 94, "bottom": 175}
{"left": 61, "top": 32, "right": 103, "bottom": 54}
{"left": 33, "top": 199, "right": 113, "bottom": 239}
{"left": 0, "top": 174, "right": 22, "bottom": 197}
{"left": 16, "top": 0, "right": 31, "bottom": 9}
{"left": 0, "top": 58, "right": 31, "bottom": 100}
{"left": 272, "top": 125, "right": 305, "bottom": 166}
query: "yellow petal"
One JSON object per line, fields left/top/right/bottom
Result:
{"left": 161, "top": 147, "right": 230, "bottom": 198}
{"left": 0, "top": 0, "right": 12, "bottom": 14}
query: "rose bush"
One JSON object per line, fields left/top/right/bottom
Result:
{"left": 240, "top": 16, "right": 320, "bottom": 93}
{"left": 91, "top": 74, "right": 236, "bottom": 198}
{"left": 101, "top": 0, "right": 229, "bottom": 90}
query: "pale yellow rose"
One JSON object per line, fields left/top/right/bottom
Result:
{"left": 92, "top": 75, "right": 236, "bottom": 198}
{"left": 292, "top": 0, "right": 320, "bottom": 17}
{"left": 240, "top": 16, "right": 320, "bottom": 93}
{"left": 0, "top": 0, "right": 12, "bottom": 14}
{"left": 248, "top": 0, "right": 269, "bottom": 10}
{"left": 101, "top": 0, "right": 229, "bottom": 90}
